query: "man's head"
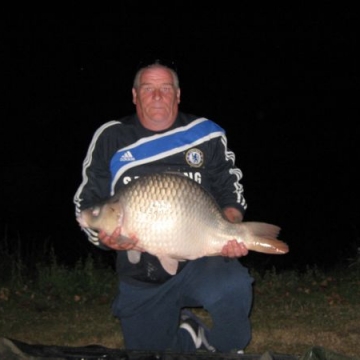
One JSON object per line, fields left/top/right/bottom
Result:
{"left": 132, "top": 60, "right": 181, "bottom": 131}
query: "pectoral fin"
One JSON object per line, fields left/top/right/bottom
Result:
{"left": 126, "top": 252, "right": 181, "bottom": 276}
{"left": 127, "top": 249, "right": 142, "bottom": 264}
{"left": 157, "top": 256, "right": 180, "bottom": 275}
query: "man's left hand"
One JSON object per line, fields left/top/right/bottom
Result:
{"left": 221, "top": 207, "right": 248, "bottom": 257}
{"left": 221, "top": 240, "right": 249, "bottom": 258}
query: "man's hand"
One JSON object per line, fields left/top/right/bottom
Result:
{"left": 221, "top": 206, "right": 248, "bottom": 258}
{"left": 98, "top": 227, "right": 144, "bottom": 252}
{"left": 221, "top": 240, "right": 248, "bottom": 258}
{"left": 223, "top": 207, "right": 243, "bottom": 223}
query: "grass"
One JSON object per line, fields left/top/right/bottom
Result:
{"left": 0, "top": 238, "right": 359, "bottom": 358}
{"left": 247, "top": 267, "right": 360, "bottom": 356}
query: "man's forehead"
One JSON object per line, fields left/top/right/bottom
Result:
{"left": 139, "top": 80, "right": 174, "bottom": 86}
{"left": 139, "top": 79, "right": 175, "bottom": 87}
{"left": 141, "top": 67, "right": 173, "bottom": 80}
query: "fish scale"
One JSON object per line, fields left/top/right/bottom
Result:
{"left": 78, "top": 173, "right": 289, "bottom": 275}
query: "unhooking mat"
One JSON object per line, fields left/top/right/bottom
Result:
{"left": 0, "top": 337, "right": 358, "bottom": 360}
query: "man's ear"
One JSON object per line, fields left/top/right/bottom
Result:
{"left": 132, "top": 88, "right": 137, "bottom": 104}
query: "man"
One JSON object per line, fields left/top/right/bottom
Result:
{"left": 74, "top": 59, "right": 253, "bottom": 353}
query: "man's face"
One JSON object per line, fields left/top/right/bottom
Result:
{"left": 132, "top": 66, "right": 180, "bottom": 129}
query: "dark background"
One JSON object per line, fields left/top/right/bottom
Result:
{"left": 2, "top": 5, "right": 359, "bottom": 271}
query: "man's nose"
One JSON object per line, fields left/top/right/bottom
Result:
{"left": 152, "top": 89, "right": 162, "bottom": 99}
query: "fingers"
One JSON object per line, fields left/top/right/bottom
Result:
{"left": 98, "top": 228, "right": 120, "bottom": 250}
{"left": 221, "top": 240, "right": 248, "bottom": 258}
{"left": 98, "top": 228, "right": 143, "bottom": 251}
{"left": 99, "top": 227, "right": 126, "bottom": 250}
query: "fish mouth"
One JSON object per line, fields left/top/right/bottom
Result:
{"left": 90, "top": 206, "right": 101, "bottom": 217}
{"left": 80, "top": 206, "right": 101, "bottom": 225}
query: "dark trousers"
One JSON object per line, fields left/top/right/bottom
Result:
{"left": 112, "top": 256, "right": 254, "bottom": 353}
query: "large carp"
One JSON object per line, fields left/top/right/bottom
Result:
{"left": 78, "top": 173, "right": 289, "bottom": 275}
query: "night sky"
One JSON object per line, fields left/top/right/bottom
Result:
{"left": 2, "top": 6, "right": 359, "bottom": 270}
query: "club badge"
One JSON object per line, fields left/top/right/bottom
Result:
{"left": 185, "top": 148, "right": 204, "bottom": 168}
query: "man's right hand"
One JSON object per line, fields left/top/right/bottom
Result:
{"left": 98, "top": 227, "right": 144, "bottom": 251}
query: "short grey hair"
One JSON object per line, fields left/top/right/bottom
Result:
{"left": 133, "top": 64, "right": 180, "bottom": 89}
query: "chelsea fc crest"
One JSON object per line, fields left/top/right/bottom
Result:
{"left": 185, "top": 148, "right": 204, "bottom": 168}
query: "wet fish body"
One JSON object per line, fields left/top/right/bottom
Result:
{"left": 78, "top": 173, "right": 289, "bottom": 275}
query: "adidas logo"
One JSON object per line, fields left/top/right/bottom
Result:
{"left": 120, "top": 151, "right": 135, "bottom": 161}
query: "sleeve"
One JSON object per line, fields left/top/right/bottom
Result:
{"left": 208, "top": 133, "right": 247, "bottom": 215}
{"left": 73, "top": 121, "right": 120, "bottom": 247}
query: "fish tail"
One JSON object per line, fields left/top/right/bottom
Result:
{"left": 243, "top": 222, "right": 289, "bottom": 254}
